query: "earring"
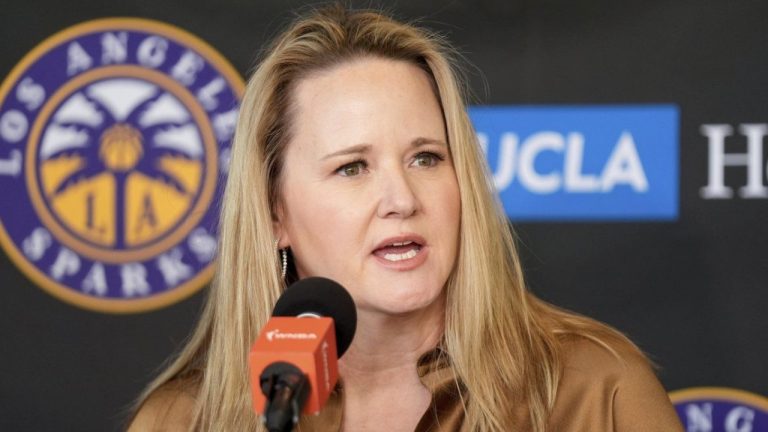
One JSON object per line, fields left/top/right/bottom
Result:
{"left": 275, "top": 238, "right": 287, "bottom": 279}
{"left": 280, "top": 248, "right": 288, "bottom": 279}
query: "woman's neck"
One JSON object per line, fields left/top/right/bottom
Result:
{"left": 338, "top": 298, "right": 445, "bottom": 386}
{"left": 336, "top": 299, "right": 445, "bottom": 431}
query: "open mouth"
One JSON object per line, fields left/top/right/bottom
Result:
{"left": 373, "top": 240, "right": 423, "bottom": 262}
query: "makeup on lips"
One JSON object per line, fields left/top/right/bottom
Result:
{"left": 371, "top": 236, "right": 428, "bottom": 269}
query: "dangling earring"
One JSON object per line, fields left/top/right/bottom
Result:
{"left": 275, "top": 238, "right": 287, "bottom": 279}
{"left": 280, "top": 248, "right": 288, "bottom": 279}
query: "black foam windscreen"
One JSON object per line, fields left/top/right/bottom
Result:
{"left": 272, "top": 277, "right": 357, "bottom": 357}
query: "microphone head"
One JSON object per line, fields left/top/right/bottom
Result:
{"left": 273, "top": 277, "right": 357, "bottom": 357}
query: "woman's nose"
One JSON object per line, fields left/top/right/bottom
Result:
{"left": 376, "top": 167, "right": 420, "bottom": 219}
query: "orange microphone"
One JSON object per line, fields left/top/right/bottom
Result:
{"left": 249, "top": 277, "right": 357, "bottom": 432}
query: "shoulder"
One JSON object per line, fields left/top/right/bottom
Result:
{"left": 127, "top": 380, "right": 197, "bottom": 432}
{"left": 549, "top": 335, "right": 683, "bottom": 431}
{"left": 559, "top": 333, "right": 645, "bottom": 383}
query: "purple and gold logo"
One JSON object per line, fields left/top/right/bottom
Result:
{"left": 0, "top": 18, "right": 243, "bottom": 313}
{"left": 671, "top": 387, "right": 768, "bottom": 431}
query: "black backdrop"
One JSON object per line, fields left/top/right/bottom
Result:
{"left": 1, "top": 1, "right": 766, "bottom": 430}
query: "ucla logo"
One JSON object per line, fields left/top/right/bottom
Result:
{"left": 0, "top": 18, "right": 243, "bottom": 313}
{"left": 671, "top": 387, "right": 768, "bottom": 432}
{"left": 470, "top": 105, "right": 678, "bottom": 220}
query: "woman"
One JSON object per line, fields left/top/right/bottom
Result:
{"left": 130, "top": 5, "right": 682, "bottom": 431}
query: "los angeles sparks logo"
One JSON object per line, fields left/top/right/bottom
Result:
{"left": 0, "top": 19, "right": 243, "bottom": 313}
{"left": 671, "top": 387, "right": 768, "bottom": 431}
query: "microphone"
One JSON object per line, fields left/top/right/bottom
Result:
{"left": 249, "top": 277, "right": 357, "bottom": 432}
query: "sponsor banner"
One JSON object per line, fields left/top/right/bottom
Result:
{"left": 470, "top": 105, "right": 678, "bottom": 221}
{"left": 0, "top": 18, "right": 244, "bottom": 313}
{"left": 671, "top": 387, "right": 768, "bottom": 432}
{"left": 700, "top": 123, "right": 768, "bottom": 200}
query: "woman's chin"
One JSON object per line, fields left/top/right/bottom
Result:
{"left": 358, "top": 290, "right": 445, "bottom": 318}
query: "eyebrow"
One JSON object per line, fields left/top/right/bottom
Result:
{"left": 321, "top": 137, "right": 447, "bottom": 160}
{"left": 411, "top": 137, "right": 447, "bottom": 148}
{"left": 321, "top": 143, "right": 372, "bottom": 160}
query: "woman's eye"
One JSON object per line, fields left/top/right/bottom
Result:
{"left": 412, "top": 152, "right": 443, "bottom": 168}
{"left": 336, "top": 160, "right": 366, "bottom": 177}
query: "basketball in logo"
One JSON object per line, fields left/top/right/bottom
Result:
{"left": 671, "top": 387, "right": 768, "bottom": 432}
{"left": 0, "top": 18, "right": 243, "bottom": 313}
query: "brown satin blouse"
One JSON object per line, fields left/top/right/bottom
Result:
{"left": 129, "top": 336, "right": 683, "bottom": 431}
{"left": 298, "top": 337, "right": 683, "bottom": 431}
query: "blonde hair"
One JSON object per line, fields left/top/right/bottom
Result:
{"left": 133, "top": 4, "right": 640, "bottom": 431}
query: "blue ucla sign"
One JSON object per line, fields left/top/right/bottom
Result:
{"left": 470, "top": 105, "right": 679, "bottom": 221}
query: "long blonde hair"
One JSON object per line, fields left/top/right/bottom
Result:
{"left": 134, "top": 4, "right": 640, "bottom": 431}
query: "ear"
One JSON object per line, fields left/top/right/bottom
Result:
{"left": 272, "top": 201, "right": 290, "bottom": 249}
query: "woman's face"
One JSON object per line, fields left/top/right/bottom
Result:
{"left": 275, "top": 57, "right": 460, "bottom": 317}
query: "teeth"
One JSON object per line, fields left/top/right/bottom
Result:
{"left": 383, "top": 249, "right": 418, "bottom": 262}
{"left": 391, "top": 241, "right": 413, "bottom": 247}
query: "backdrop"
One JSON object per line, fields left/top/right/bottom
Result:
{"left": 1, "top": 1, "right": 766, "bottom": 430}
